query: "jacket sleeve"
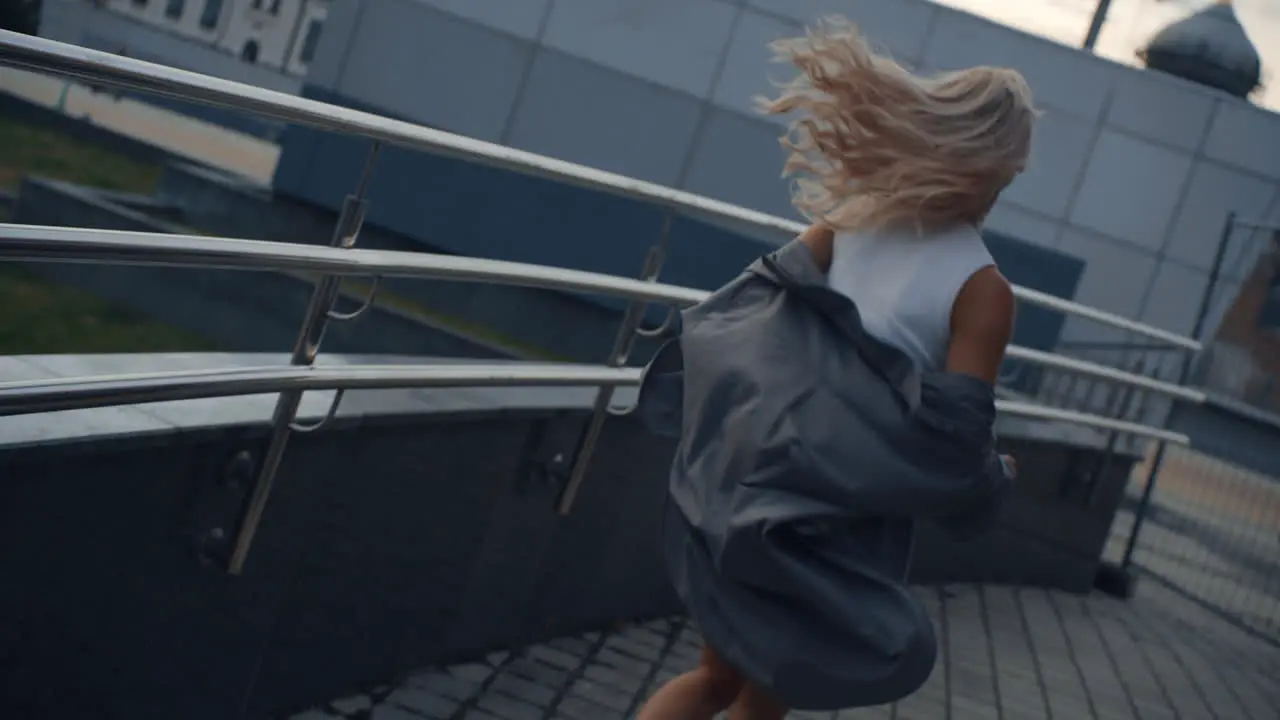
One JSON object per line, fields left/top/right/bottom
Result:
{"left": 933, "top": 450, "right": 1013, "bottom": 540}
{"left": 633, "top": 339, "right": 685, "bottom": 439}
{"left": 793, "top": 376, "right": 1013, "bottom": 529}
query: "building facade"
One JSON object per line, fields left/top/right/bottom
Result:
{"left": 40, "top": 0, "right": 329, "bottom": 89}
{"left": 99, "top": 0, "right": 330, "bottom": 75}
{"left": 272, "top": 0, "right": 1280, "bottom": 367}
{"left": 37, "top": 0, "right": 330, "bottom": 136}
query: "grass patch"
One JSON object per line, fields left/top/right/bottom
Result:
{"left": 0, "top": 116, "right": 556, "bottom": 359}
{"left": 0, "top": 115, "right": 161, "bottom": 193}
{"left": 0, "top": 116, "right": 199, "bottom": 354}
{"left": 337, "top": 277, "right": 572, "bottom": 361}
{"left": 0, "top": 264, "right": 214, "bottom": 354}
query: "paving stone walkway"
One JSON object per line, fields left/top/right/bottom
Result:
{"left": 283, "top": 581, "right": 1279, "bottom": 720}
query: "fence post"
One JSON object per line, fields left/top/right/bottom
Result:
{"left": 1082, "top": 0, "right": 1114, "bottom": 50}
{"left": 1120, "top": 211, "right": 1234, "bottom": 570}
{"left": 226, "top": 141, "right": 382, "bottom": 575}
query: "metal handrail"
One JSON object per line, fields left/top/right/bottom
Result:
{"left": 996, "top": 400, "right": 1188, "bottom": 445}
{"left": 0, "top": 224, "right": 1204, "bottom": 404}
{"left": 0, "top": 363, "right": 643, "bottom": 416}
{"left": 0, "top": 224, "right": 707, "bottom": 306}
{"left": 1003, "top": 345, "right": 1204, "bottom": 403}
{"left": 0, "top": 362, "right": 1190, "bottom": 444}
{"left": 0, "top": 30, "right": 1202, "bottom": 352}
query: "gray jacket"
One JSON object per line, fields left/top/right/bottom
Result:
{"left": 634, "top": 239, "right": 1012, "bottom": 711}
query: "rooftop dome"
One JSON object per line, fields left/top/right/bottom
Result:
{"left": 1139, "top": 0, "right": 1262, "bottom": 99}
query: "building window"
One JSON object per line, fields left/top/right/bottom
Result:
{"left": 298, "top": 18, "right": 323, "bottom": 64}
{"left": 270, "top": 0, "right": 282, "bottom": 15}
{"left": 199, "top": 0, "right": 223, "bottom": 30}
{"left": 241, "top": 39, "right": 260, "bottom": 64}
{"left": 164, "top": 0, "right": 184, "bottom": 20}
{"left": 131, "top": 0, "right": 149, "bottom": 7}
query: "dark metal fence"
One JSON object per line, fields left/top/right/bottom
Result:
{"left": 1025, "top": 214, "right": 1280, "bottom": 645}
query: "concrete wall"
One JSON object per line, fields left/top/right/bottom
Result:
{"left": 272, "top": 0, "right": 1280, "bottom": 370}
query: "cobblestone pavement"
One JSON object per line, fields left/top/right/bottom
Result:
{"left": 283, "top": 581, "right": 1279, "bottom": 720}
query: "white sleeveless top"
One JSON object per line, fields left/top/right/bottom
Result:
{"left": 826, "top": 225, "right": 994, "bottom": 372}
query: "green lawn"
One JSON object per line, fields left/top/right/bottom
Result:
{"left": 336, "top": 277, "right": 570, "bottom": 361}
{"left": 0, "top": 115, "right": 161, "bottom": 193}
{"left": 0, "top": 115, "right": 204, "bottom": 354}
{"left": 0, "top": 116, "right": 563, "bottom": 359}
{"left": 0, "top": 264, "right": 215, "bottom": 354}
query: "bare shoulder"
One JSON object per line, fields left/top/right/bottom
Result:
{"left": 945, "top": 266, "right": 1015, "bottom": 383}
{"left": 799, "top": 223, "right": 835, "bottom": 272}
{"left": 954, "top": 266, "right": 1015, "bottom": 331}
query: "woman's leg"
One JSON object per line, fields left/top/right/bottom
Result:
{"left": 727, "top": 681, "right": 789, "bottom": 720}
{"left": 636, "top": 645, "right": 745, "bottom": 720}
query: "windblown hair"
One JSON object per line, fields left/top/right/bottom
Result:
{"left": 759, "top": 17, "right": 1039, "bottom": 233}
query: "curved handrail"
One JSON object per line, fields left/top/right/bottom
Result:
{"left": 0, "top": 363, "right": 644, "bottom": 416}
{"left": 0, "top": 362, "right": 1189, "bottom": 444}
{"left": 0, "top": 224, "right": 1204, "bottom": 403}
{"left": 0, "top": 224, "right": 707, "bottom": 306}
{"left": 0, "top": 30, "right": 1201, "bottom": 352}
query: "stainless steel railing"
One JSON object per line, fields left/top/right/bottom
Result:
{"left": 0, "top": 366, "right": 1193, "bottom": 445}
{"left": 0, "top": 30, "right": 1205, "bottom": 575}
{"left": 0, "top": 224, "right": 1207, "bottom": 407}
{"left": 0, "top": 363, "right": 644, "bottom": 416}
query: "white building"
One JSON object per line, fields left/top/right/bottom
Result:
{"left": 37, "top": 0, "right": 331, "bottom": 135}
{"left": 39, "top": 0, "right": 329, "bottom": 96}
{"left": 97, "top": 0, "right": 329, "bottom": 75}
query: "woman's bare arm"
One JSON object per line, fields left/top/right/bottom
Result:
{"left": 946, "top": 266, "right": 1015, "bottom": 384}
{"left": 947, "top": 265, "right": 1017, "bottom": 476}
{"left": 799, "top": 223, "right": 835, "bottom": 273}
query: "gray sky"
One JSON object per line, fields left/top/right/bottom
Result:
{"left": 935, "top": 0, "right": 1278, "bottom": 109}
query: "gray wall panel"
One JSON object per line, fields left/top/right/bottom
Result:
{"left": 506, "top": 51, "right": 704, "bottom": 187}
{"left": 710, "top": 9, "right": 800, "bottom": 123}
{"left": 412, "top": 0, "right": 551, "bottom": 40}
{"left": 1164, "top": 163, "right": 1277, "bottom": 272}
{"left": 542, "top": 0, "right": 739, "bottom": 98}
{"left": 336, "top": 3, "right": 531, "bottom": 142}
{"left": 920, "top": 9, "right": 1118, "bottom": 122}
{"left": 1069, "top": 131, "right": 1194, "bottom": 253}
{"left": 1106, "top": 71, "right": 1218, "bottom": 153}
{"left": 1203, "top": 99, "right": 1280, "bottom": 181}
{"left": 747, "top": 0, "right": 936, "bottom": 63}
{"left": 681, "top": 107, "right": 795, "bottom": 221}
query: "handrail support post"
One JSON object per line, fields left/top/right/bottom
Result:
{"left": 226, "top": 141, "right": 381, "bottom": 575}
{"left": 556, "top": 214, "right": 674, "bottom": 514}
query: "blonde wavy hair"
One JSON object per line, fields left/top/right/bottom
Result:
{"left": 758, "top": 17, "right": 1039, "bottom": 233}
